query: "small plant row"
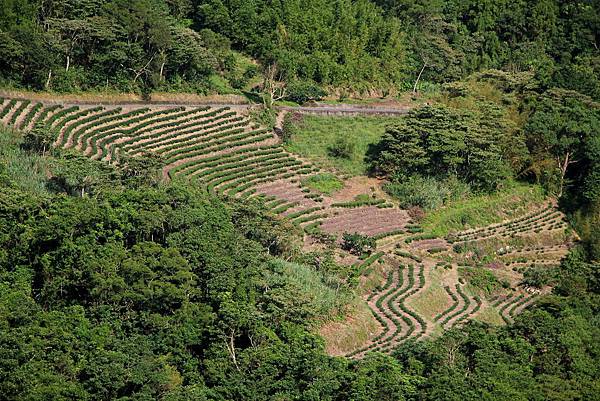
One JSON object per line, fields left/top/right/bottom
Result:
{"left": 121, "top": 108, "right": 233, "bottom": 152}
{"left": 330, "top": 198, "right": 386, "bottom": 208}
{"left": 224, "top": 166, "right": 316, "bottom": 198}
{"left": 455, "top": 295, "right": 482, "bottom": 325}
{"left": 179, "top": 147, "right": 284, "bottom": 177}
{"left": 206, "top": 158, "right": 302, "bottom": 194}
{"left": 59, "top": 108, "right": 124, "bottom": 148}
{"left": 303, "top": 221, "right": 323, "bottom": 235}
{"left": 18, "top": 102, "right": 43, "bottom": 130}
{"left": 72, "top": 107, "right": 152, "bottom": 150}
{"left": 388, "top": 264, "right": 427, "bottom": 346}
{"left": 160, "top": 127, "right": 268, "bottom": 159}
{"left": 293, "top": 213, "right": 329, "bottom": 226}
{"left": 54, "top": 107, "right": 106, "bottom": 145}
{"left": 171, "top": 144, "right": 281, "bottom": 176}
{"left": 0, "top": 99, "right": 18, "bottom": 119}
{"left": 127, "top": 113, "right": 246, "bottom": 154}
{"left": 271, "top": 201, "right": 300, "bottom": 215}
{"left": 506, "top": 294, "right": 538, "bottom": 322}
{"left": 434, "top": 286, "right": 459, "bottom": 322}
{"left": 8, "top": 100, "right": 31, "bottom": 126}
{"left": 395, "top": 248, "right": 422, "bottom": 263}
{"left": 351, "top": 252, "right": 385, "bottom": 278}
{"left": 372, "top": 229, "right": 406, "bottom": 241}
{"left": 194, "top": 151, "right": 289, "bottom": 180}
{"left": 33, "top": 105, "right": 63, "bottom": 128}
{"left": 448, "top": 205, "right": 560, "bottom": 243}
{"left": 352, "top": 263, "right": 428, "bottom": 357}
{"left": 347, "top": 266, "right": 409, "bottom": 357}
{"left": 105, "top": 107, "right": 211, "bottom": 160}
{"left": 45, "top": 106, "right": 81, "bottom": 130}
{"left": 164, "top": 130, "right": 272, "bottom": 164}
{"left": 286, "top": 206, "right": 324, "bottom": 220}
{"left": 89, "top": 108, "right": 188, "bottom": 158}
{"left": 440, "top": 284, "right": 471, "bottom": 328}
{"left": 67, "top": 108, "right": 150, "bottom": 150}
{"left": 405, "top": 233, "right": 438, "bottom": 244}
{"left": 498, "top": 294, "right": 525, "bottom": 324}
{"left": 497, "top": 244, "right": 568, "bottom": 256}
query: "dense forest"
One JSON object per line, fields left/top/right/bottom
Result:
{"left": 0, "top": 1, "right": 599, "bottom": 400}
{"left": 0, "top": 0, "right": 598, "bottom": 98}
{"left": 1, "top": 125, "right": 598, "bottom": 400}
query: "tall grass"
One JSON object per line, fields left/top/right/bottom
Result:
{"left": 284, "top": 115, "right": 403, "bottom": 176}
{"left": 0, "top": 126, "right": 49, "bottom": 195}
{"left": 422, "top": 182, "right": 546, "bottom": 236}
{"left": 267, "top": 259, "right": 351, "bottom": 322}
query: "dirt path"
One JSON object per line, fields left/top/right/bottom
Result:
{"left": 0, "top": 91, "right": 412, "bottom": 117}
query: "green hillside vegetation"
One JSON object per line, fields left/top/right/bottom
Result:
{"left": 0, "top": 1, "right": 599, "bottom": 400}
{"left": 284, "top": 115, "right": 401, "bottom": 175}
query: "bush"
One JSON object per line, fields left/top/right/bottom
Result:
{"left": 384, "top": 175, "right": 470, "bottom": 210}
{"left": 328, "top": 136, "right": 355, "bottom": 159}
{"left": 342, "top": 232, "right": 376, "bottom": 255}
{"left": 286, "top": 81, "right": 327, "bottom": 104}
{"left": 302, "top": 173, "right": 343, "bottom": 195}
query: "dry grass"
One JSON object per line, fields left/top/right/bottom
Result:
{"left": 0, "top": 89, "right": 249, "bottom": 105}
{"left": 474, "top": 304, "right": 505, "bottom": 325}
{"left": 406, "top": 268, "right": 453, "bottom": 321}
{"left": 318, "top": 299, "right": 379, "bottom": 356}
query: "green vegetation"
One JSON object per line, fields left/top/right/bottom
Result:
{"left": 302, "top": 173, "right": 344, "bottom": 195}
{"left": 1, "top": 1, "right": 600, "bottom": 400}
{"left": 284, "top": 115, "right": 402, "bottom": 175}
{"left": 421, "top": 182, "right": 546, "bottom": 237}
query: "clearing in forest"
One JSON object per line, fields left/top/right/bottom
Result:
{"left": 0, "top": 97, "right": 577, "bottom": 357}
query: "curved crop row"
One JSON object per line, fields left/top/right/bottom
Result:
{"left": 434, "top": 286, "right": 459, "bottom": 322}
{"left": 8, "top": 100, "right": 31, "bottom": 126}
{"left": 121, "top": 108, "right": 232, "bottom": 152}
{"left": 32, "top": 105, "right": 63, "bottom": 128}
{"left": 225, "top": 167, "right": 315, "bottom": 198}
{"left": 18, "top": 102, "right": 43, "bottom": 130}
{"left": 87, "top": 108, "right": 185, "bottom": 158}
{"left": 205, "top": 157, "right": 300, "bottom": 193}
{"left": 440, "top": 284, "right": 471, "bottom": 328}
{"left": 72, "top": 108, "right": 152, "bottom": 151}
{"left": 183, "top": 148, "right": 284, "bottom": 178}
{"left": 220, "top": 163, "right": 309, "bottom": 197}
{"left": 0, "top": 99, "right": 18, "bottom": 119}
{"left": 351, "top": 252, "right": 385, "bottom": 277}
{"left": 164, "top": 131, "right": 272, "bottom": 164}
{"left": 171, "top": 144, "right": 281, "bottom": 176}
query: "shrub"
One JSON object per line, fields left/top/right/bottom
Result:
{"left": 328, "top": 136, "right": 355, "bottom": 159}
{"left": 285, "top": 81, "right": 327, "bottom": 104}
{"left": 302, "top": 173, "right": 343, "bottom": 195}
{"left": 384, "top": 174, "right": 471, "bottom": 210}
{"left": 342, "top": 232, "right": 376, "bottom": 255}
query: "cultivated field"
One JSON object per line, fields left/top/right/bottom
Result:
{"left": 1, "top": 97, "right": 576, "bottom": 357}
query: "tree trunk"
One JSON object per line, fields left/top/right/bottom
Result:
{"left": 557, "top": 152, "right": 571, "bottom": 198}
{"left": 66, "top": 55, "right": 70, "bottom": 72}
{"left": 413, "top": 63, "right": 427, "bottom": 95}
{"left": 45, "top": 70, "right": 52, "bottom": 89}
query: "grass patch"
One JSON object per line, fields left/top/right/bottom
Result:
{"left": 302, "top": 173, "right": 344, "bottom": 195}
{"left": 474, "top": 304, "right": 505, "bottom": 325}
{"left": 421, "top": 182, "right": 546, "bottom": 237}
{"left": 405, "top": 269, "right": 451, "bottom": 321}
{"left": 284, "top": 115, "right": 403, "bottom": 176}
{"left": 318, "top": 299, "right": 380, "bottom": 356}
{"left": 0, "top": 126, "right": 49, "bottom": 195}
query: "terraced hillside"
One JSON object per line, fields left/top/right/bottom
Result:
{"left": 0, "top": 97, "right": 411, "bottom": 239}
{"left": 320, "top": 200, "right": 576, "bottom": 357}
{"left": 1, "top": 97, "right": 576, "bottom": 358}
